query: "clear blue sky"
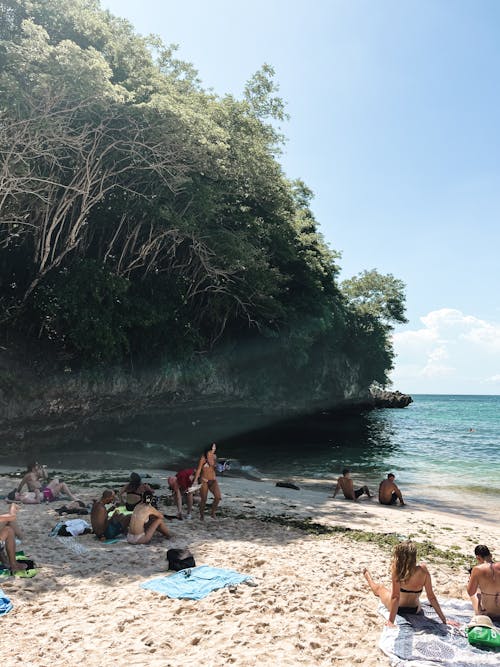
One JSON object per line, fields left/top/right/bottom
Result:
{"left": 101, "top": 0, "right": 500, "bottom": 394}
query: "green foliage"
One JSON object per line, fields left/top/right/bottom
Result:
{"left": 0, "top": 0, "right": 406, "bottom": 401}
{"left": 341, "top": 269, "right": 408, "bottom": 326}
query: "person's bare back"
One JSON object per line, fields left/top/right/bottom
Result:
{"left": 127, "top": 495, "right": 170, "bottom": 544}
{"left": 379, "top": 474, "right": 405, "bottom": 505}
{"left": 333, "top": 469, "right": 371, "bottom": 500}
{"left": 468, "top": 545, "right": 500, "bottom": 618}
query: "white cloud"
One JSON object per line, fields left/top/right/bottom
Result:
{"left": 390, "top": 308, "right": 500, "bottom": 393}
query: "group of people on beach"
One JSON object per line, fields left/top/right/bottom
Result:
{"left": 332, "top": 468, "right": 405, "bottom": 506}
{"left": 0, "top": 443, "right": 223, "bottom": 567}
{"left": 332, "top": 469, "right": 500, "bottom": 625}
{"left": 364, "top": 541, "right": 500, "bottom": 626}
{"left": 2, "top": 452, "right": 499, "bottom": 630}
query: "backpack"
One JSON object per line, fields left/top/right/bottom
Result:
{"left": 166, "top": 548, "right": 196, "bottom": 571}
{"left": 467, "top": 625, "right": 500, "bottom": 650}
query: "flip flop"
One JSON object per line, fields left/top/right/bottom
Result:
{"left": 12, "top": 555, "right": 38, "bottom": 578}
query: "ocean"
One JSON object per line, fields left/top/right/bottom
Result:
{"left": 2, "top": 394, "right": 499, "bottom": 515}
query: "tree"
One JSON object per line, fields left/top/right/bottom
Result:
{"left": 341, "top": 269, "right": 408, "bottom": 326}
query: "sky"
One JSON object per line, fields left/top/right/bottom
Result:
{"left": 101, "top": 0, "right": 500, "bottom": 394}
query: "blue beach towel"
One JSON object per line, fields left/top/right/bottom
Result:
{"left": 0, "top": 588, "right": 13, "bottom": 616}
{"left": 141, "top": 565, "right": 252, "bottom": 600}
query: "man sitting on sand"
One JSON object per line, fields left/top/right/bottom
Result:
{"left": 90, "top": 490, "right": 130, "bottom": 541}
{"left": 0, "top": 505, "right": 29, "bottom": 574}
{"left": 333, "top": 468, "right": 372, "bottom": 500}
{"left": 16, "top": 462, "right": 78, "bottom": 503}
{"left": 467, "top": 544, "right": 500, "bottom": 619}
{"left": 379, "top": 473, "right": 405, "bottom": 506}
{"left": 127, "top": 492, "right": 170, "bottom": 544}
{"left": 167, "top": 468, "right": 196, "bottom": 520}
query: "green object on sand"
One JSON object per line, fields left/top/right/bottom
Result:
{"left": 12, "top": 552, "right": 39, "bottom": 578}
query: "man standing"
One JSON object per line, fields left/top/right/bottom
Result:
{"left": 332, "top": 469, "right": 372, "bottom": 500}
{"left": 378, "top": 473, "right": 405, "bottom": 506}
{"left": 467, "top": 544, "right": 500, "bottom": 619}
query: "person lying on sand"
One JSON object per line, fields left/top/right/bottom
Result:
{"left": 467, "top": 544, "right": 500, "bottom": 620}
{"left": 378, "top": 473, "right": 405, "bottom": 506}
{"left": 363, "top": 540, "right": 459, "bottom": 627}
{"left": 127, "top": 492, "right": 170, "bottom": 544}
{"left": 332, "top": 468, "right": 371, "bottom": 500}
{"left": 90, "top": 490, "right": 130, "bottom": 541}
{"left": 167, "top": 468, "right": 196, "bottom": 520}
{"left": 16, "top": 462, "right": 78, "bottom": 503}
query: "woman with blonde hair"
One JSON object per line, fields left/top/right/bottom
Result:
{"left": 363, "top": 540, "right": 457, "bottom": 627}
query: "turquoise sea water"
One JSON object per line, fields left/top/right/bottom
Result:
{"left": 2, "top": 394, "right": 498, "bottom": 515}
{"left": 226, "top": 394, "right": 500, "bottom": 514}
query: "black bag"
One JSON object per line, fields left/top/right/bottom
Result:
{"left": 166, "top": 548, "right": 196, "bottom": 571}
{"left": 7, "top": 489, "right": 17, "bottom": 500}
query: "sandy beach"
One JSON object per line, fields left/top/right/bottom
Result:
{"left": 0, "top": 468, "right": 498, "bottom": 667}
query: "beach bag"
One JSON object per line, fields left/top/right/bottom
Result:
{"left": 467, "top": 626, "right": 500, "bottom": 650}
{"left": 166, "top": 548, "right": 196, "bottom": 571}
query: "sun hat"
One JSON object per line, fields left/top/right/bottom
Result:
{"left": 467, "top": 614, "right": 495, "bottom": 629}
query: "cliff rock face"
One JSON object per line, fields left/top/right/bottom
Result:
{"left": 0, "top": 343, "right": 411, "bottom": 446}
{"left": 0, "top": 351, "right": 367, "bottom": 439}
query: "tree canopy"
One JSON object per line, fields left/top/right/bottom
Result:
{"left": 0, "top": 0, "right": 406, "bottom": 400}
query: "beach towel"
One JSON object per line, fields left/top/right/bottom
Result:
{"left": 378, "top": 598, "right": 500, "bottom": 666}
{"left": 0, "top": 588, "right": 13, "bottom": 616}
{"left": 140, "top": 565, "right": 252, "bottom": 600}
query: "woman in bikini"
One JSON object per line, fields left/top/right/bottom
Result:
{"left": 119, "top": 472, "right": 154, "bottom": 512}
{"left": 363, "top": 540, "right": 457, "bottom": 627}
{"left": 467, "top": 544, "right": 500, "bottom": 619}
{"left": 193, "top": 443, "right": 222, "bottom": 521}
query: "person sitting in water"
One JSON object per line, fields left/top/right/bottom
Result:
{"left": 16, "top": 462, "right": 78, "bottom": 503}
{"left": 119, "top": 472, "right": 155, "bottom": 512}
{"left": 167, "top": 468, "right": 196, "bottom": 520}
{"left": 467, "top": 544, "right": 500, "bottom": 620}
{"left": 193, "top": 443, "right": 222, "bottom": 521}
{"left": 332, "top": 468, "right": 372, "bottom": 500}
{"left": 379, "top": 473, "right": 405, "bottom": 506}
{"left": 363, "top": 540, "right": 458, "bottom": 627}
{"left": 90, "top": 489, "right": 130, "bottom": 541}
{"left": 126, "top": 492, "right": 170, "bottom": 544}
{"left": 0, "top": 506, "right": 29, "bottom": 573}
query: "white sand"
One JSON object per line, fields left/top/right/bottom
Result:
{"left": 0, "top": 469, "right": 498, "bottom": 667}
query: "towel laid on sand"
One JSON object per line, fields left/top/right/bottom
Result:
{"left": 141, "top": 565, "right": 252, "bottom": 600}
{"left": 378, "top": 598, "right": 500, "bottom": 666}
{"left": 0, "top": 588, "right": 13, "bottom": 616}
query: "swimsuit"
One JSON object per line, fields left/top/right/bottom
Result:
{"left": 42, "top": 487, "right": 54, "bottom": 502}
{"left": 380, "top": 492, "right": 398, "bottom": 505}
{"left": 398, "top": 606, "right": 419, "bottom": 615}
{"left": 127, "top": 532, "right": 145, "bottom": 544}
{"left": 478, "top": 562, "right": 500, "bottom": 611}
{"left": 400, "top": 587, "right": 423, "bottom": 594}
{"left": 104, "top": 518, "right": 124, "bottom": 540}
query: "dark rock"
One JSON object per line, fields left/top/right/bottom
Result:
{"left": 276, "top": 481, "right": 300, "bottom": 490}
{"left": 369, "top": 387, "right": 413, "bottom": 408}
